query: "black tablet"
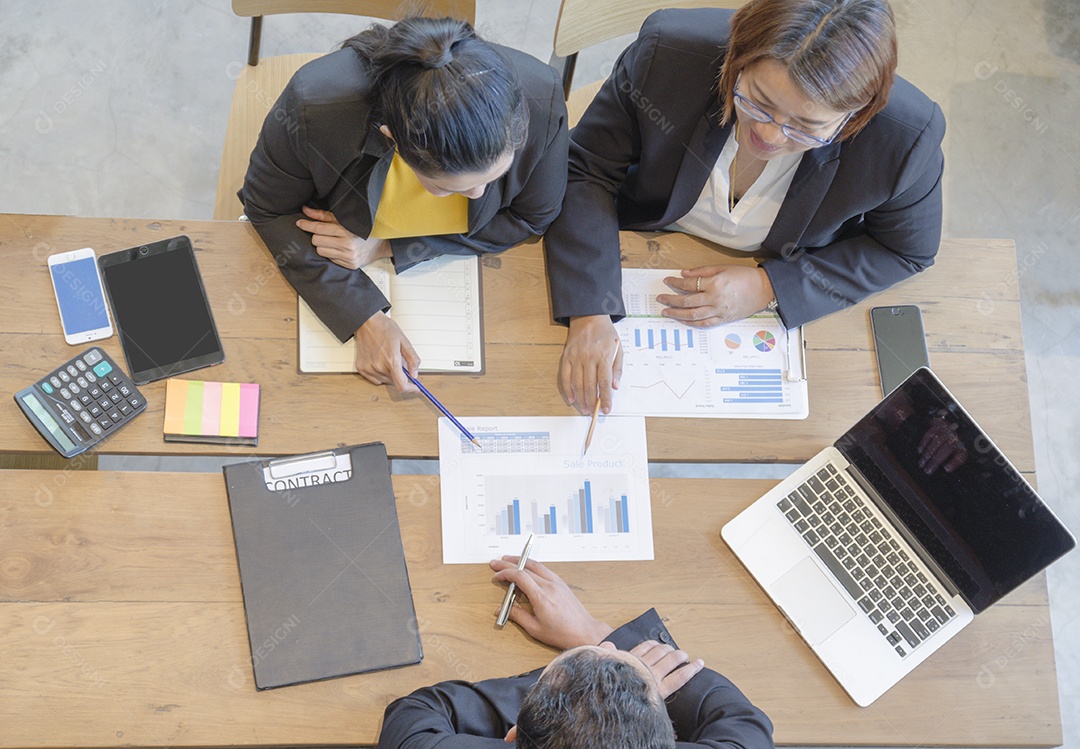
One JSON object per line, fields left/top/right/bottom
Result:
{"left": 98, "top": 235, "right": 225, "bottom": 384}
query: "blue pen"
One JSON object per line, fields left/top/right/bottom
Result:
{"left": 403, "top": 367, "right": 482, "bottom": 449}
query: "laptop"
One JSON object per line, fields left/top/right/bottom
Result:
{"left": 722, "top": 368, "right": 1074, "bottom": 706}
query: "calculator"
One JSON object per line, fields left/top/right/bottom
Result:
{"left": 14, "top": 347, "right": 146, "bottom": 458}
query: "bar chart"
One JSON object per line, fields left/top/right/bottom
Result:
{"left": 439, "top": 416, "right": 654, "bottom": 563}
{"left": 486, "top": 475, "right": 631, "bottom": 536}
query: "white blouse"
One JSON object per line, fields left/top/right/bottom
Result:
{"left": 667, "top": 132, "right": 803, "bottom": 252}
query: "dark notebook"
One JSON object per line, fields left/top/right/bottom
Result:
{"left": 223, "top": 443, "right": 422, "bottom": 689}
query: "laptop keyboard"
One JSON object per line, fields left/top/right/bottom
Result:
{"left": 778, "top": 464, "right": 957, "bottom": 658}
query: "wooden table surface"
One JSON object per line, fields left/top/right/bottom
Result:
{"left": 0, "top": 470, "right": 1060, "bottom": 747}
{"left": 0, "top": 214, "right": 1033, "bottom": 469}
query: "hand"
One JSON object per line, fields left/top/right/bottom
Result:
{"left": 490, "top": 556, "right": 614, "bottom": 650}
{"left": 559, "top": 316, "right": 623, "bottom": 416}
{"left": 656, "top": 265, "right": 774, "bottom": 326}
{"left": 620, "top": 640, "right": 704, "bottom": 700}
{"left": 353, "top": 312, "right": 420, "bottom": 393}
{"left": 917, "top": 417, "right": 968, "bottom": 474}
{"left": 296, "top": 205, "right": 391, "bottom": 270}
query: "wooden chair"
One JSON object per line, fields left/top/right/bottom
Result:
{"left": 551, "top": 0, "right": 744, "bottom": 100}
{"left": 214, "top": 0, "right": 476, "bottom": 221}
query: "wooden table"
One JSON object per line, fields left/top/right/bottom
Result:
{"left": 0, "top": 470, "right": 1061, "bottom": 747}
{"left": 0, "top": 214, "right": 1033, "bottom": 469}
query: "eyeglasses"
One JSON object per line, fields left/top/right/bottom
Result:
{"left": 732, "top": 83, "right": 853, "bottom": 147}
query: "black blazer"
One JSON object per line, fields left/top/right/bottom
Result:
{"left": 376, "top": 609, "right": 775, "bottom": 748}
{"left": 239, "top": 45, "right": 568, "bottom": 342}
{"left": 544, "top": 8, "right": 946, "bottom": 329}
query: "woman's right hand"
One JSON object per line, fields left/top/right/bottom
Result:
{"left": 559, "top": 316, "right": 623, "bottom": 416}
{"left": 353, "top": 312, "right": 420, "bottom": 394}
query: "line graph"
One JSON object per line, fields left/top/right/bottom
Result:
{"left": 629, "top": 379, "right": 696, "bottom": 399}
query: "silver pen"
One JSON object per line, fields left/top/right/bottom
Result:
{"left": 496, "top": 533, "right": 536, "bottom": 627}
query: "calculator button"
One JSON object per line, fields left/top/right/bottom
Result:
{"left": 119, "top": 384, "right": 132, "bottom": 397}
{"left": 108, "top": 409, "right": 122, "bottom": 423}
{"left": 79, "top": 411, "right": 92, "bottom": 423}
{"left": 128, "top": 396, "right": 142, "bottom": 409}
{"left": 58, "top": 371, "right": 71, "bottom": 383}
{"left": 85, "top": 372, "right": 97, "bottom": 383}
{"left": 89, "top": 422, "right": 102, "bottom": 436}
{"left": 74, "top": 359, "right": 87, "bottom": 372}
{"left": 92, "top": 361, "right": 113, "bottom": 378}
{"left": 120, "top": 403, "right": 132, "bottom": 416}
{"left": 60, "top": 388, "right": 71, "bottom": 400}
{"left": 41, "top": 382, "right": 54, "bottom": 394}
{"left": 97, "top": 416, "right": 113, "bottom": 430}
{"left": 89, "top": 386, "right": 102, "bottom": 399}
{"left": 76, "top": 377, "right": 87, "bottom": 388}
{"left": 69, "top": 383, "right": 81, "bottom": 395}
{"left": 109, "top": 392, "right": 122, "bottom": 404}
{"left": 83, "top": 349, "right": 103, "bottom": 365}
{"left": 109, "top": 373, "right": 123, "bottom": 386}
{"left": 69, "top": 399, "right": 82, "bottom": 411}
{"left": 100, "top": 379, "right": 113, "bottom": 392}
{"left": 98, "top": 398, "right": 111, "bottom": 409}
{"left": 79, "top": 394, "right": 92, "bottom": 405}
{"left": 90, "top": 405, "right": 103, "bottom": 417}
{"left": 50, "top": 376, "right": 62, "bottom": 388}
{"left": 66, "top": 365, "right": 78, "bottom": 377}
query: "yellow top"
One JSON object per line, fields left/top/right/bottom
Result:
{"left": 370, "top": 152, "right": 469, "bottom": 239}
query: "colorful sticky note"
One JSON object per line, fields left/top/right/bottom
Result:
{"left": 164, "top": 379, "right": 260, "bottom": 444}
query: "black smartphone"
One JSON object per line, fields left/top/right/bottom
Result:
{"left": 870, "top": 305, "right": 930, "bottom": 397}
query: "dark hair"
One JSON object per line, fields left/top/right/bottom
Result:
{"left": 515, "top": 649, "right": 675, "bottom": 749}
{"left": 344, "top": 17, "right": 529, "bottom": 176}
{"left": 718, "top": 0, "right": 897, "bottom": 140}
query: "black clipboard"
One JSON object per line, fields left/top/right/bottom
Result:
{"left": 223, "top": 443, "right": 422, "bottom": 689}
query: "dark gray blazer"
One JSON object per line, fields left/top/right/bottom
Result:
{"left": 239, "top": 46, "right": 568, "bottom": 342}
{"left": 544, "top": 8, "right": 946, "bottom": 329}
{"left": 376, "top": 609, "right": 775, "bottom": 749}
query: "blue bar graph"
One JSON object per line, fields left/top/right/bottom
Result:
{"left": 488, "top": 476, "right": 631, "bottom": 536}
{"left": 716, "top": 368, "right": 784, "bottom": 404}
{"left": 632, "top": 326, "right": 696, "bottom": 353}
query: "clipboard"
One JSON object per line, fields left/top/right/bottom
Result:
{"left": 223, "top": 443, "right": 422, "bottom": 689}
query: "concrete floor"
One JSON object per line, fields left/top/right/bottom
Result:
{"left": 1, "top": 0, "right": 1077, "bottom": 746}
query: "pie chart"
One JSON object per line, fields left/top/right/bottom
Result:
{"left": 753, "top": 330, "right": 776, "bottom": 352}
{"left": 725, "top": 333, "right": 741, "bottom": 349}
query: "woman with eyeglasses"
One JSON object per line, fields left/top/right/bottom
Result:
{"left": 240, "top": 17, "right": 567, "bottom": 394}
{"left": 544, "top": 0, "right": 944, "bottom": 415}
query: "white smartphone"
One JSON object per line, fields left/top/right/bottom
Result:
{"left": 47, "top": 248, "right": 113, "bottom": 345}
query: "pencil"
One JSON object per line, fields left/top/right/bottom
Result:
{"left": 496, "top": 533, "right": 535, "bottom": 627}
{"left": 583, "top": 397, "right": 602, "bottom": 455}
{"left": 582, "top": 337, "right": 621, "bottom": 456}
{"left": 402, "top": 367, "right": 481, "bottom": 449}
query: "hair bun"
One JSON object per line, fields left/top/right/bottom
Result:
{"left": 423, "top": 46, "right": 454, "bottom": 69}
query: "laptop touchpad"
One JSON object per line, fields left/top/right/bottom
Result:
{"left": 773, "top": 557, "right": 856, "bottom": 645}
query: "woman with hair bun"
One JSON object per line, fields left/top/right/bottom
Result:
{"left": 544, "top": 0, "right": 945, "bottom": 416}
{"left": 240, "top": 17, "right": 567, "bottom": 392}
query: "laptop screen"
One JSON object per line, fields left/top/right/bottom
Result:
{"left": 839, "top": 368, "right": 1074, "bottom": 613}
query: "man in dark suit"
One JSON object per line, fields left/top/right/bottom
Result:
{"left": 544, "top": 2, "right": 945, "bottom": 416}
{"left": 377, "top": 557, "right": 774, "bottom": 749}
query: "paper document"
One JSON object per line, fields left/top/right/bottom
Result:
{"left": 438, "top": 416, "right": 653, "bottom": 564}
{"left": 613, "top": 269, "right": 808, "bottom": 419}
{"left": 299, "top": 255, "right": 483, "bottom": 373}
